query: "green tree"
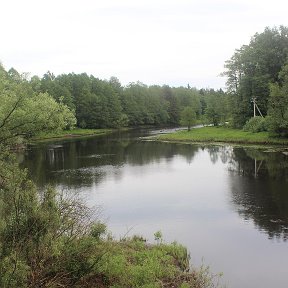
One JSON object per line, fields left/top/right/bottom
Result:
{"left": 148, "top": 85, "right": 169, "bottom": 125}
{"left": 0, "top": 64, "right": 102, "bottom": 287}
{"left": 0, "top": 66, "right": 76, "bottom": 145}
{"left": 162, "top": 85, "right": 180, "bottom": 125}
{"left": 122, "top": 82, "right": 151, "bottom": 126}
{"left": 91, "top": 76, "right": 123, "bottom": 128}
{"left": 0, "top": 152, "right": 102, "bottom": 287}
{"left": 223, "top": 26, "right": 288, "bottom": 127}
{"left": 173, "top": 86, "right": 201, "bottom": 117}
{"left": 180, "top": 107, "right": 196, "bottom": 131}
{"left": 39, "top": 75, "right": 75, "bottom": 110}
{"left": 268, "top": 63, "right": 288, "bottom": 136}
{"left": 204, "top": 91, "right": 229, "bottom": 126}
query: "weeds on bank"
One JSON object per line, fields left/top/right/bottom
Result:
{"left": 93, "top": 235, "right": 223, "bottom": 288}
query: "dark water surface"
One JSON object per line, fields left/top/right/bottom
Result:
{"left": 19, "top": 130, "right": 288, "bottom": 288}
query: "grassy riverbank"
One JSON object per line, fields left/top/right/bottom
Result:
{"left": 155, "top": 126, "right": 288, "bottom": 146}
{"left": 84, "top": 235, "right": 221, "bottom": 288}
{"left": 31, "top": 128, "right": 114, "bottom": 142}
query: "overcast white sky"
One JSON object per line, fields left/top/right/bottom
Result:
{"left": 1, "top": 0, "right": 288, "bottom": 89}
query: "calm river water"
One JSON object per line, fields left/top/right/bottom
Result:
{"left": 18, "top": 129, "right": 288, "bottom": 288}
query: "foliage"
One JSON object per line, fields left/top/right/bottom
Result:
{"left": 243, "top": 116, "right": 268, "bottom": 133}
{"left": 94, "top": 237, "right": 221, "bottom": 288}
{"left": 121, "top": 82, "right": 170, "bottom": 126}
{"left": 180, "top": 107, "right": 197, "bottom": 131}
{"left": 32, "top": 70, "right": 230, "bottom": 129}
{"left": 0, "top": 150, "right": 104, "bottom": 287}
{"left": 203, "top": 90, "right": 230, "bottom": 126}
{"left": 0, "top": 62, "right": 235, "bottom": 131}
{"left": 0, "top": 64, "right": 76, "bottom": 146}
{"left": 2, "top": 26, "right": 288, "bottom": 135}
{"left": 223, "top": 26, "right": 288, "bottom": 128}
{"left": 268, "top": 63, "right": 288, "bottom": 136}
{"left": 154, "top": 230, "right": 163, "bottom": 244}
{"left": 162, "top": 85, "right": 180, "bottom": 125}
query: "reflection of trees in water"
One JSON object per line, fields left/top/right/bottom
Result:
{"left": 20, "top": 133, "right": 288, "bottom": 241}
{"left": 228, "top": 148, "right": 288, "bottom": 241}
{"left": 20, "top": 137, "right": 124, "bottom": 188}
{"left": 202, "top": 145, "right": 288, "bottom": 240}
{"left": 126, "top": 141, "right": 199, "bottom": 165}
{"left": 19, "top": 132, "right": 199, "bottom": 189}
{"left": 229, "top": 148, "right": 288, "bottom": 180}
{"left": 206, "top": 145, "right": 233, "bottom": 164}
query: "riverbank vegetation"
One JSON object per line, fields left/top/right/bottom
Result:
{"left": 157, "top": 27, "right": 288, "bottom": 147}
{"left": 31, "top": 128, "right": 114, "bottom": 142}
{"left": 222, "top": 26, "right": 288, "bottom": 137}
{"left": 155, "top": 126, "right": 288, "bottom": 146}
{"left": 29, "top": 71, "right": 228, "bottom": 130}
{"left": 2, "top": 27, "right": 288, "bottom": 140}
{"left": 2, "top": 27, "right": 288, "bottom": 139}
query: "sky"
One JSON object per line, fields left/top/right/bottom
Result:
{"left": 1, "top": 0, "right": 288, "bottom": 89}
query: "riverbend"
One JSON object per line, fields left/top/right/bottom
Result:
{"left": 19, "top": 129, "right": 288, "bottom": 288}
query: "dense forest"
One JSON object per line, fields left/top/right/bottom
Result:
{"left": 3, "top": 63, "right": 231, "bottom": 134}
{"left": 1, "top": 26, "right": 288, "bottom": 287}
{"left": 28, "top": 71, "right": 228, "bottom": 129}
{"left": 1, "top": 27, "right": 288, "bottom": 138}
{"left": 223, "top": 26, "right": 288, "bottom": 135}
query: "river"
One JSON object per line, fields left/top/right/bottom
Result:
{"left": 18, "top": 129, "right": 288, "bottom": 288}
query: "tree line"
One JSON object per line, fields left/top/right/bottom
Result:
{"left": 4, "top": 65, "right": 229, "bottom": 131}
{"left": 223, "top": 25, "right": 288, "bottom": 136}
{"left": 3, "top": 26, "right": 288, "bottom": 138}
{"left": 33, "top": 72, "right": 230, "bottom": 129}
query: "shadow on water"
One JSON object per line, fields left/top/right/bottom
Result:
{"left": 18, "top": 130, "right": 288, "bottom": 241}
{"left": 206, "top": 145, "right": 288, "bottom": 240}
{"left": 227, "top": 148, "right": 288, "bottom": 241}
{"left": 19, "top": 129, "right": 199, "bottom": 189}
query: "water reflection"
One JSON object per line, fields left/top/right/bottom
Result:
{"left": 19, "top": 131, "right": 288, "bottom": 242}
{"left": 228, "top": 148, "right": 288, "bottom": 241}
{"left": 202, "top": 145, "right": 288, "bottom": 240}
{"left": 206, "top": 145, "right": 233, "bottom": 164}
{"left": 20, "top": 132, "right": 200, "bottom": 189}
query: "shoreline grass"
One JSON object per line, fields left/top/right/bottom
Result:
{"left": 30, "top": 128, "right": 115, "bottom": 142}
{"left": 154, "top": 126, "right": 288, "bottom": 146}
{"left": 89, "top": 236, "right": 222, "bottom": 288}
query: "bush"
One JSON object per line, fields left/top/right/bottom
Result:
{"left": 243, "top": 116, "right": 268, "bottom": 133}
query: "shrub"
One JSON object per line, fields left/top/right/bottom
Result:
{"left": 243, "top": 116, "right": 268, "bottom": 133}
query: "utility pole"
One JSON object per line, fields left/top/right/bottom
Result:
{"left": 252, "top": 97, "right": 263, "bottom": 117}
